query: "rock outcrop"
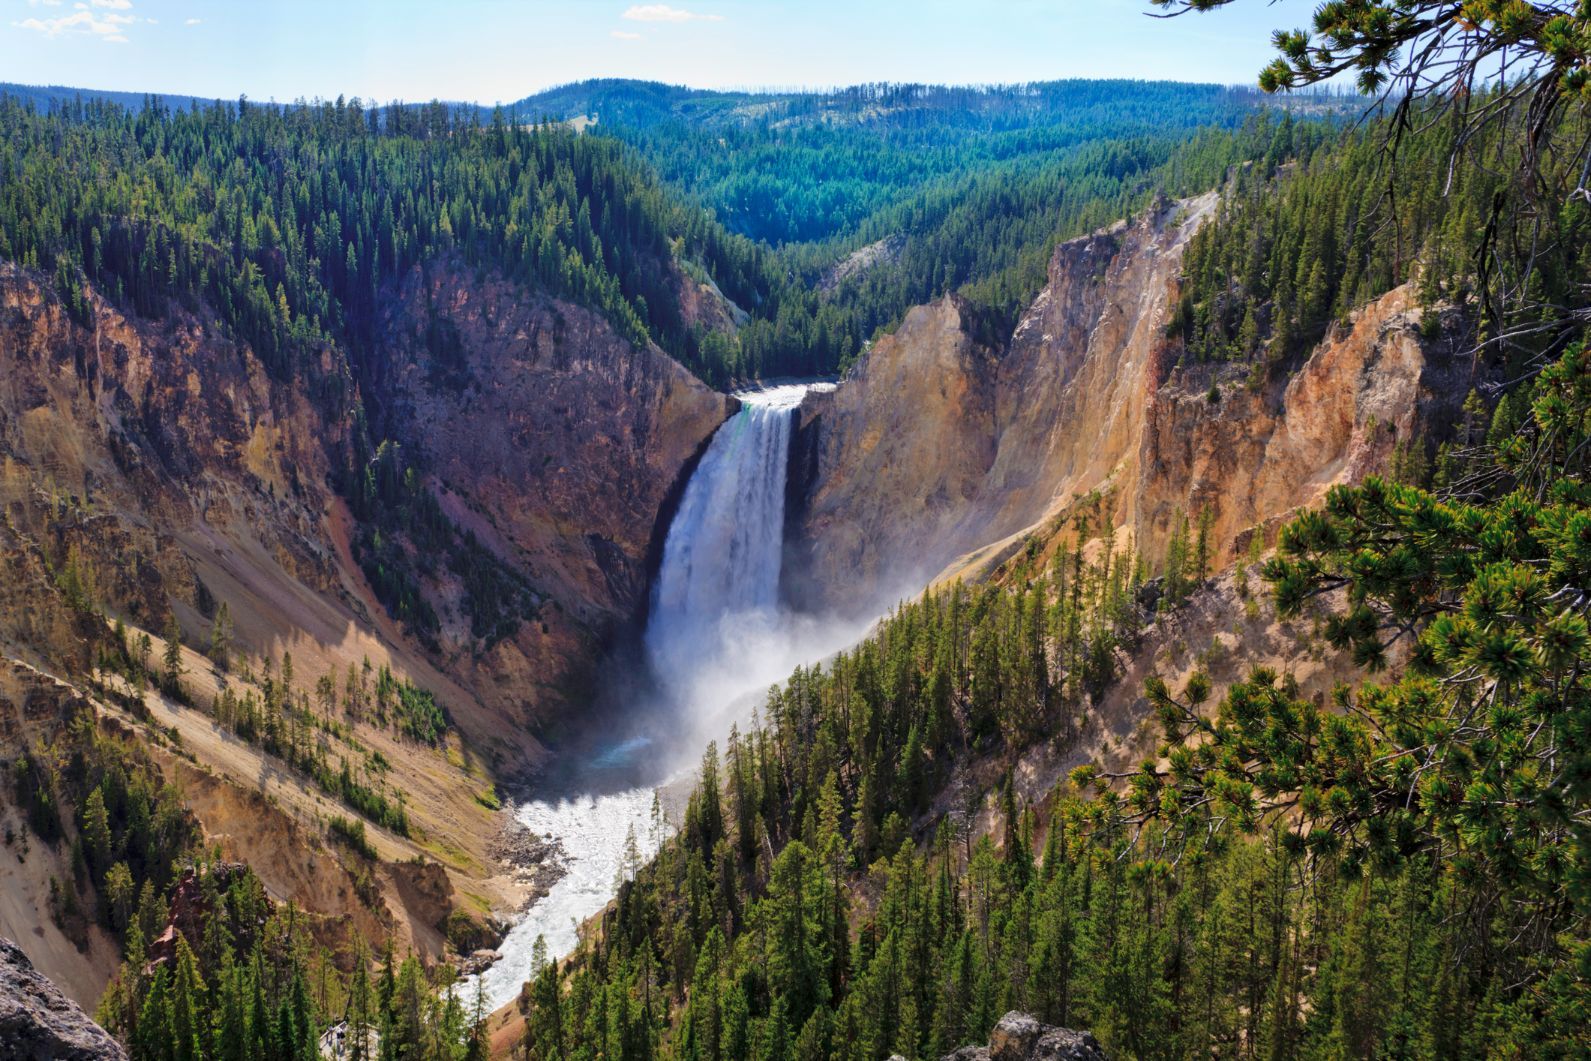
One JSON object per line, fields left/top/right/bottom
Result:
{"left": 786, "top": 291, "right": 1001, "bottom": 610}
{"left": 1132, "top": 282, "right": 1464, "bottom": 569}
{"left": 358, "top": 261, "right": 735, "bottom": 749}
{"left": 940, "top": 1011, "right": 1106, "bottom": 1061}
{"left": 0, "top": 936, "right": 125, "bottom": 1060}
{"left": 788, "top": 194, "right": 1472, "bottom": 614}
{"left": 0, "top": 257, "right": 730, "bottom": 752}
{"left": 788, "top": 196, "right": 1212, "bottom": 612}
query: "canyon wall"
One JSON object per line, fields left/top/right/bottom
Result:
{"left": 0, "top": 261, "right": 729, "bottom": 754}
{"left": 0, "top": 259, "right": 730, "bottom": 998}
{"left": 788, "top": 194, "right": 1473, "bottom": 613}
{"left": 379, "top": 263, "right": 734, "bottom": 631}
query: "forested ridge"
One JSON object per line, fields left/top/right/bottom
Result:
{"left": 0, "top": 92, "right": 778, "bottom": 386}
{"left": 515, "top": 80, "right": 1288, "bottom": 246}
{"left": 1168, "top": 104, "right": 1591, "bottom": 375}
{"left": 11, "top": 602, "right": 495, "bottom": 1059}
{"left": 508, "top": 79, "right": 1357, "bottom": 372}
{"left": 0, "top": 81, "right": 1344, "bottom": 387}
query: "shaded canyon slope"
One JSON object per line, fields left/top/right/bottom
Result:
{"left": 787, "top": 193, "right": 1472, "bottom": 613}
{"left": 378, "top": 262, "right": 735, "bottom": 633}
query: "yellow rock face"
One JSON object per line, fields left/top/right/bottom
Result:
{"left": 788, "top": 194, "right": 1461, "bottom": 612}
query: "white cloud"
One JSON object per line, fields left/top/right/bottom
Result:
{"left": 611, "top": 29, "right": 642, "bottom": 39}
{"left": 185, "top": 17, "right": 201, "bottom": 25}
{"left": 13, "top": 4, "right": 135, "bottom": 41}
{"left": 90, "top": 0, "right": 132, "bottom": 9}
{"left": 622, "top": 5, "right": 722, "bottom": 23}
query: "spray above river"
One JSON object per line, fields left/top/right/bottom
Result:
{"left": 471, "top": 381, "right": 886, "bottom": 1012}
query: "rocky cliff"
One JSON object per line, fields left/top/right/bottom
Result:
{"left": 788, "top": 194, "right": 1471, "bottom": 613}
{"left": 0, "top": 261, "right": 340, "bottom": 668}
{"left": 380, "top": 262, "right": 734, "bottom": 630}
{"left": 1133, "top": 282, "right": 1466, "bottom": 567}
{"left": 0, "top": 257, "right": 729, "bottom": 753}
{"left": 785, "top": 291, "right": 1002, "bottom": 610}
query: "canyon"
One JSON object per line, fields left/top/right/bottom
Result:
{"left": 0, "top": 179, "right": 1471, "bottom": 1039}
{"left": 0, "top": 8, "right": 1578, "bottom": 1042}
{"left": 474, "top": 189, "right": 1474, "bottom": 1035}
{"left": 0, "top": 254, "right": 734, "bottom": 1008}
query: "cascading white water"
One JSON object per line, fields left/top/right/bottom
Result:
{"left": 467, "top": 788, "right": 663, "bottom": 1010}
{"left": 645, "top": 383, "right": 808, "bottom": 698}
{"left": 466, "top": 382, "right": 841, "bottom": 1013}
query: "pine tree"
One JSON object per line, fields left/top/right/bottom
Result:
{"left": 208, "top": 602, "right": 232, "bottom": 669}
{"left": 80, "top": 785, "right": 111, "bottom": 875}
{"left": 134, "top": 966, "right": 174, "bottom": 1061}
{"left": 347, "top": 940, "right": 374, "bottom": 1061}
{"left": 170, "top": 936, "right": 208, "bottom": 1061}
{"left": 161, "top": 614, "right": 185, "bottom": 695}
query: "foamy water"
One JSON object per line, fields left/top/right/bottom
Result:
{"left": 466, "top": 787, "right": 667, "bottom": 1010}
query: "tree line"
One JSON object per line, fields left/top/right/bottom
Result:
{"left": 1167, "top": 99, "right": 1591, "bottom": 380}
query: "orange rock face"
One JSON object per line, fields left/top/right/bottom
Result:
{"left": 379, "top": 263, "right": 735, "bottom": 631}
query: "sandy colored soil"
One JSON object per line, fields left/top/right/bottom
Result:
{"left": 0, "top": 803, "right": 120, "bottom": 1010}
{"left": 175, "top": 503, "right": 544, "bottom": 770}
{"left": 96, "top": 618, "right": 536, "bottom": 955}
{"left": 928, "top": 555, "right": 1377, "bottom": 852}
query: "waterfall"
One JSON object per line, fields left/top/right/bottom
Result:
{"left": 467, "top": 382, "right": 853, "bottom": 1014}
{"left": 645, "top": 384, "right": 807, "bottom": 694}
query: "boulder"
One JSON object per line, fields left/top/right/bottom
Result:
{"left": 943, "top": 1011, "right": 1106, "bottom": 1061}
{"left": 990, "top": 1012, "right": 1043, "bottom": 1059}
{"left": 0, "top": 936, "right": 126, "bottom": 1059}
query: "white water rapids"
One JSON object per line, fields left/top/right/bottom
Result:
{"left": 469, "top": 381, "right": 870, "bottom": 1012}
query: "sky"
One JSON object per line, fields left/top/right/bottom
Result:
{"left": 0, "top": 0, "right": 1327, "bottom": 103}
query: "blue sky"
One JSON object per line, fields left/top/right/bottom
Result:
{"left": 1, "top": 1, "right": 1325, "bottom": 103}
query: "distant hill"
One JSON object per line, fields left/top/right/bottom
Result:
{"left": 503, "top": 76, "right": 1307, "bottom": 133}
{"left": 0, "top": 81, "right": 220, "bottom": 112}
{"left": 502, "top": 78, "right": 1340, "bottom": 253}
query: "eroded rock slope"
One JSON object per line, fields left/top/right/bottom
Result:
{"left": 788, "top": 194, "right": 1471, "bottom": 612}
{"left": 0, "top": 257, "right": 730, "bottom": 1001}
